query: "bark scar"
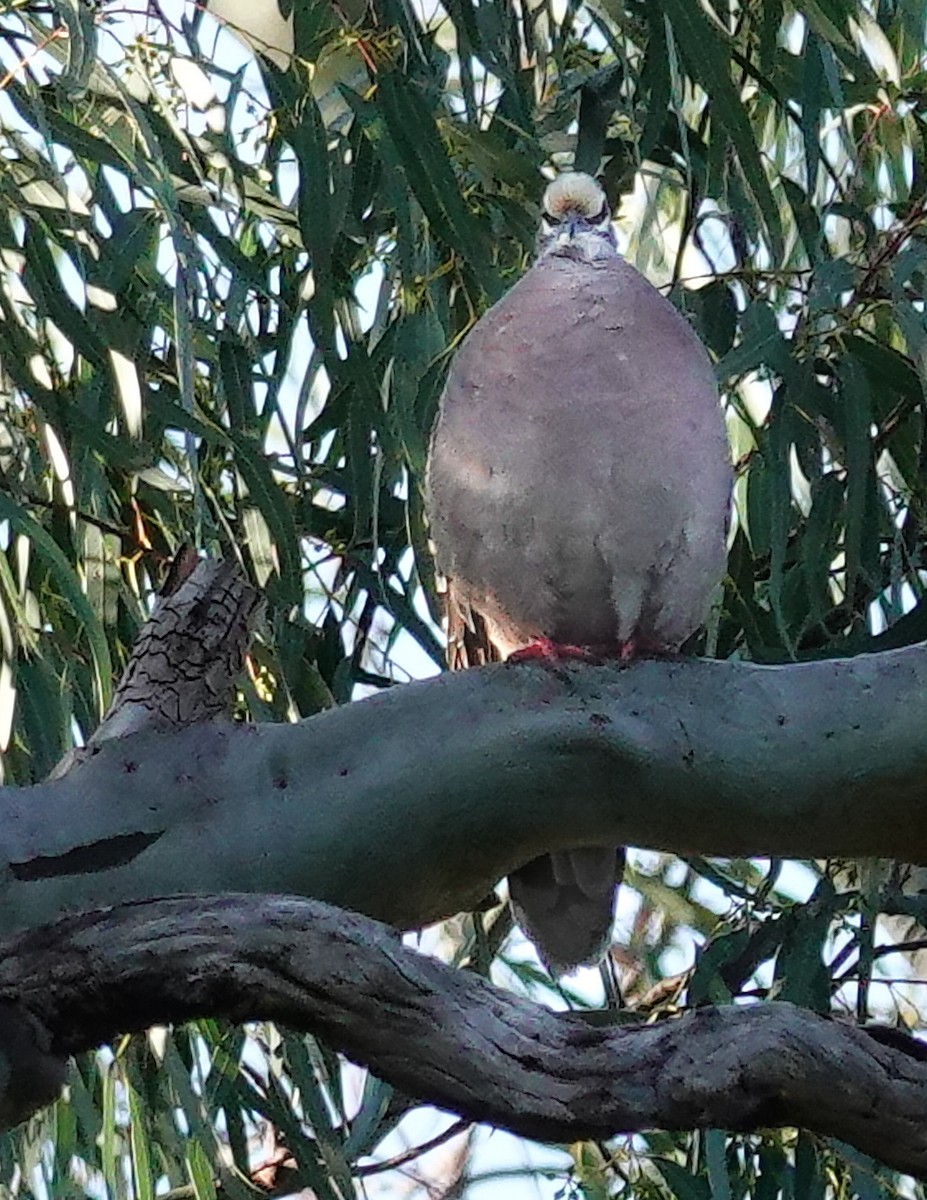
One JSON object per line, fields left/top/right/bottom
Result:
{"left": 10, "top": 830, "right": 164, "bottom": 881}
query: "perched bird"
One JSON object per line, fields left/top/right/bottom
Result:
{"left": 425, "top": 172, "right": 731, "bottom": 974}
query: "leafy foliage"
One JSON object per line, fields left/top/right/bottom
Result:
{"left": 0, "top": 0, "right": 926, "bottom": 1194}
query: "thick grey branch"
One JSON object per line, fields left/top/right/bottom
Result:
{"left": 1, "top": 644, "right": 925, "bottom": 935}
{"left": 1, "top": 895, "right": 924, "bottom": 1175}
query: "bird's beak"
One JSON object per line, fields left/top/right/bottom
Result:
{"left": 566, "top": 214, "right": 590, "bottom": 239}
{"left": 553, "top": 214, "right": 592, "bottom": 247}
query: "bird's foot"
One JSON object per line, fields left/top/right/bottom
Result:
{"left": 507, "top": 638, "right": 601, "bottom": 664}
{"left": 507, "top": 637, "right": 680, "bottom": 667}
{"left": 617, "top": 637, "right": 677, "bottom": 663}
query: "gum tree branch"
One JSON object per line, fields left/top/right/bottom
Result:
{"left": 0, "top": 640, "right": 925, "bottom": 936}
{"left": 0, "top": 894, "right": 924, "bottom": 1175}
{"left": 1, "top": 561, "right": 925, "bottom": 1174}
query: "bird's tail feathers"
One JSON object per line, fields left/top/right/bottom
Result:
{"left": 508, "top": 846, "right": 625, "bottom": 975}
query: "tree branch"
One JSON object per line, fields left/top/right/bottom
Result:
{"left": 1, "top": 643, "right": 925, "bottom": 935}
{"left": 1, "top": 894, "right": 924, "bottom": 1176}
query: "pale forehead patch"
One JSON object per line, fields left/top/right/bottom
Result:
{"left": 542, "top": 172, "right": 607, "bottom": 219}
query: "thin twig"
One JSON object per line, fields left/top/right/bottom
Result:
{"left": 355, "top": 1118, "right": 473, "bottom": 1178}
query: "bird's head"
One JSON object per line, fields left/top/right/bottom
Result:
{"left": 536, "top": 173, "right": 617, "bottom": 263}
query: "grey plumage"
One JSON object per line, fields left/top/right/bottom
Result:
{"left": 425, "top": 173, "right": 731, "bottom": 973}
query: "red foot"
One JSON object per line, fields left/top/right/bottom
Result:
{"left": 507, "top": 636, "right": 676, "bottom": 666}
{"left": 507, "top": 638, "right": 600, "bottom": 664}
{"left": 618, "top": 637, "right": 677, "bottom": 662}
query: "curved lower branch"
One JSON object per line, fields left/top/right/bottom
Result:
{"left": 1, "top": 894, "right": 925, "bottom": 1175}
{"left": 1, "top": 645, "right": 925, "bottom": 935}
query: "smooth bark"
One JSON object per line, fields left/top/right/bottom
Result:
{"left": 0, "top": 643, "right": 925, "bottom": 935}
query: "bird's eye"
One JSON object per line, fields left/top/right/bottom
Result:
{"left": 592, "top": 202, "right": 609, "bottom": 225}
{"left": 541, "top": 210, "right": 557, "bottom": 227}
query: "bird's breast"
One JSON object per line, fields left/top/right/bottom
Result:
{"left": 426, "top": 254, "right": 731, "bottom": 651}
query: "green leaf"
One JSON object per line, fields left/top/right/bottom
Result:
{"left": 687, "top": 282, "right": 737, "bottom": 359}
{"left": 185, "top": 1139, "right": 218, "bottom": 1200}
{"left": 704, "top": 1129, "right": 733, "bottom": 1200}
{"left": 22, "top": 227, "right": 109, "bottom": 369}
{"left": 794, "top": 1131, "right": 825, "bottom": 1200}
{"left": 773, "top": 879, "right": 839, "bottom": 1012}
{"left": 660, "top": 0, "right": 785, "bottom": 258}
{"left": 0, "top": 494, "right": 112, "bottom": 713}
{"left": 639, "top": 8, "right": 673, "bottom": 163}
{"left": 835, "top": 360, "right": 876, "bottom": 597}
{"left": 230, "top": 432, "right": 303, "bottom": 607}
{"left": 53, "top": 0, "right": 98, "bottom": 95}
{"left": 717, "top": 300, "right": 786, "bottom": 383}
{"left": 342, "top": 1076, "right": 394, "bottom": 1160}
{"left": 127, "top": 1082, "right": 154, "bottom": 1200}
{"left": 653, "top": 1158, "right": 712, "bottom": 1200}
{"left": 374, "top": 71, "right": 501, "bottom": 300}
